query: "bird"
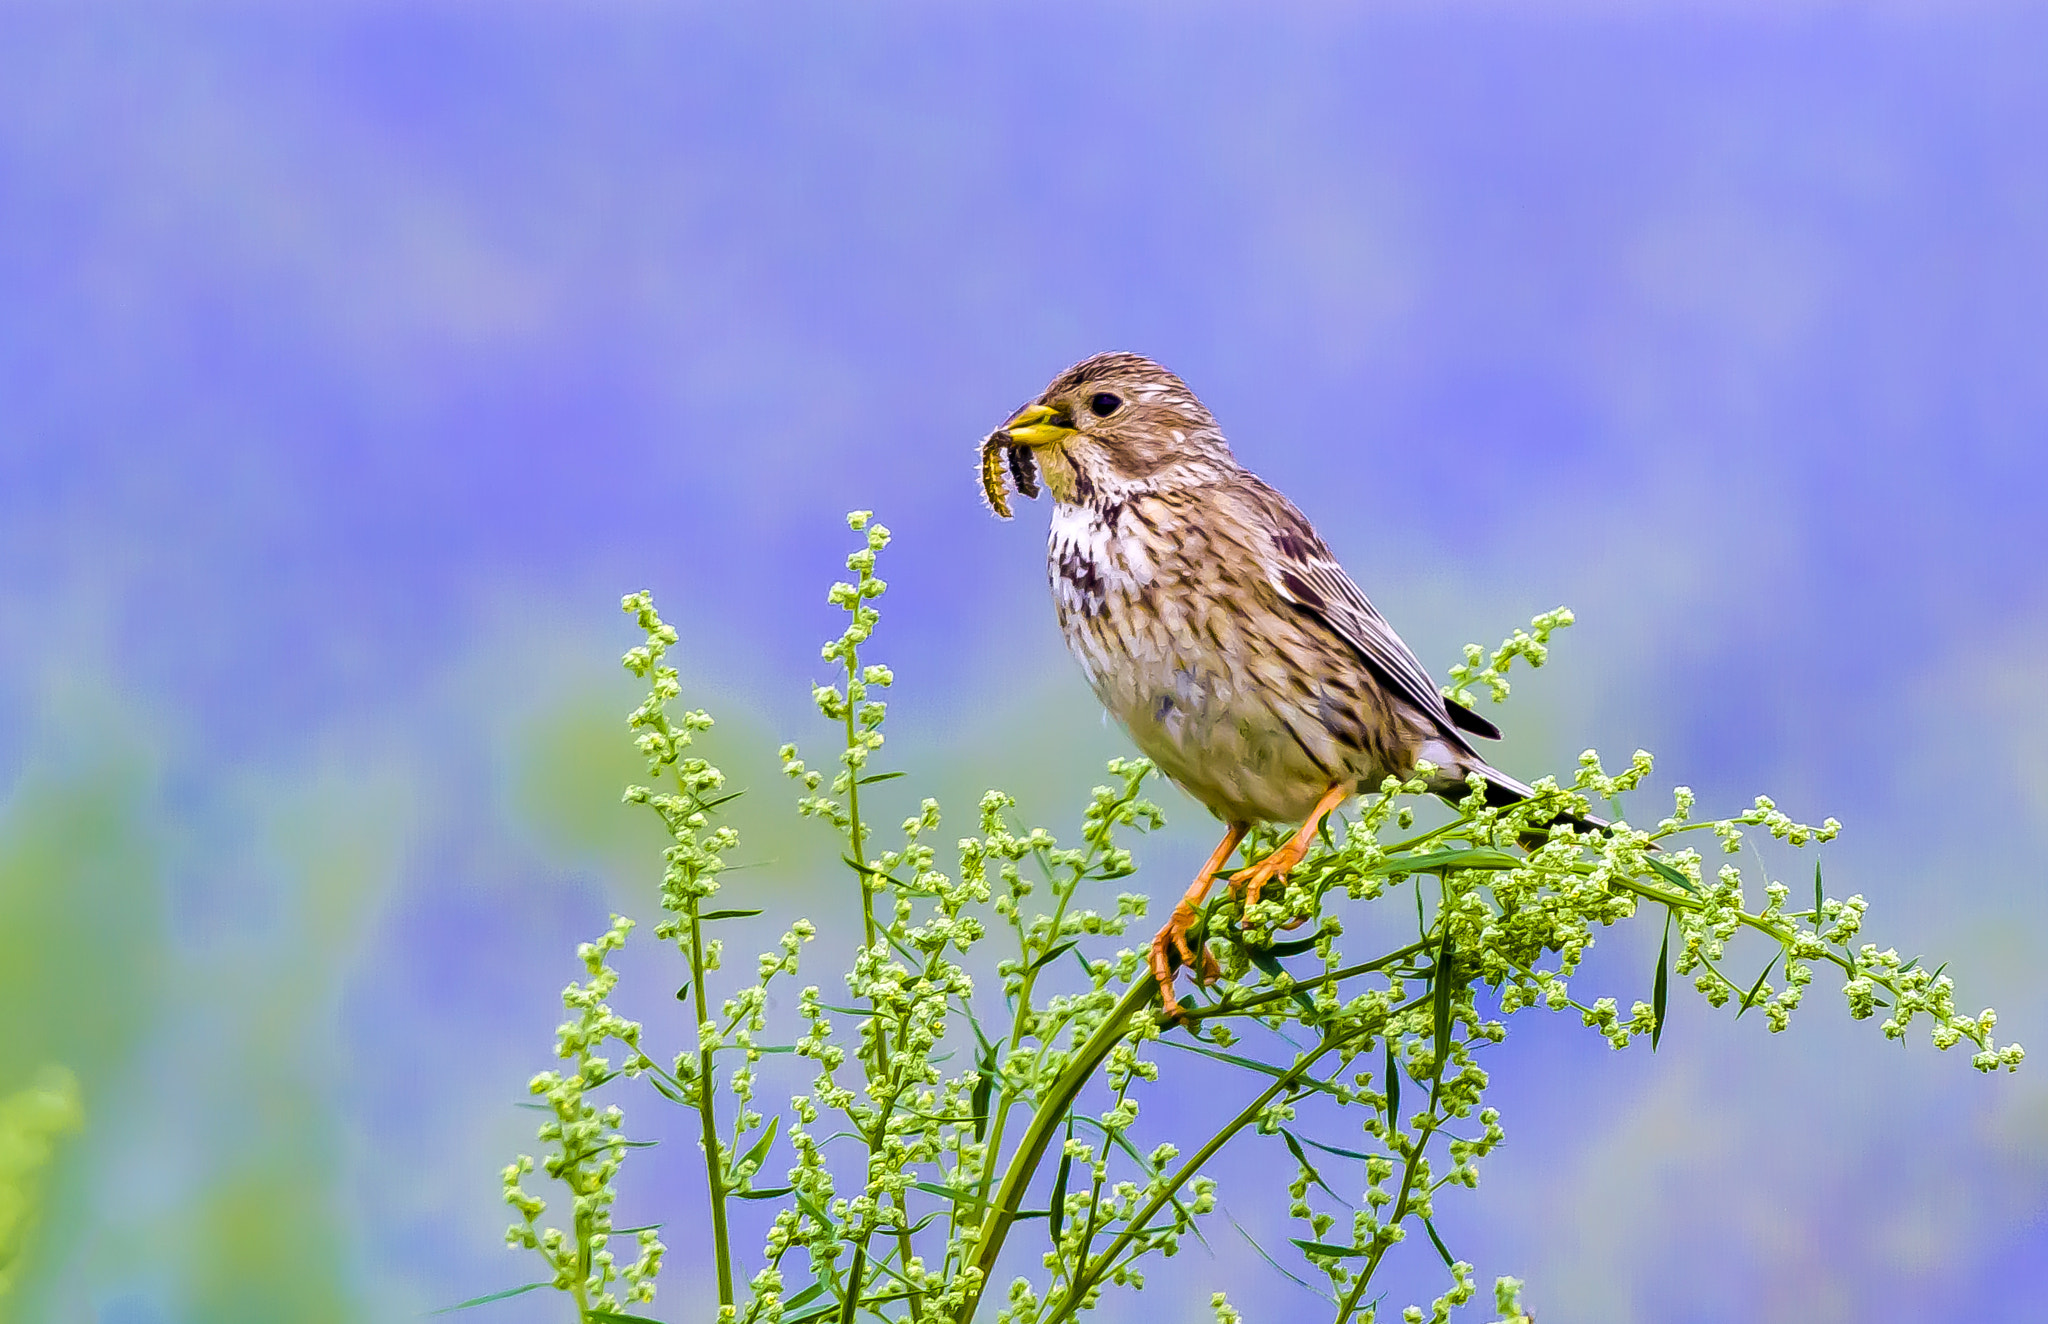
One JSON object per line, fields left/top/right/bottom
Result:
{"left": 980, "top": 351, "right": 1590, "bottom": 1020}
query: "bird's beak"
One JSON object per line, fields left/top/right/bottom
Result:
{"left": 1001, "top": 402, "right": 1078, "bottom": 447}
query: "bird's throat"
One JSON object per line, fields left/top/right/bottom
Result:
{"left": 1033, "top": 446, "right": 1095, "bottom": 504}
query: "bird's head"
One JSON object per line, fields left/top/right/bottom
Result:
{"left": 980, "top": 352, "right": 1234, "bottom": 517}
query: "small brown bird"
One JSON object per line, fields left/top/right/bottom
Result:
{"left": 982, "top": 351, "right": 1577, "bottom": 1018}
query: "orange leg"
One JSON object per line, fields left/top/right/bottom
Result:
{"left": 1230, "top": 782, "right": 1354, "bottom": 917}
{"left": 1149, "top": 822, "right": 1249, "bottom": 1021}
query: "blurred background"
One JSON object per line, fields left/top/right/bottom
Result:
{"left": 3, "top": 3, "right": 2046, "bottom": 1321}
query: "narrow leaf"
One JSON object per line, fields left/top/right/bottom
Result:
{"left": 1249, "top": 949, "right": 1317, "bottom": 1017}
{"left": 1814, "top": 861, "right": 1825, "bottom": 927}
{"left": 699, "top": 908, "right": 765, "bottom": 921}
{"left": 728, "top": 1115, "right": 780, "bottom": 1186}
{"left": 431, "top": 1283, "right": 549, "bottom": 1314}
{"left": 1369, "top": 847, "right": 1521, "bottom": 878}
{"left": 1645, "top": 857, "right": 1696, "bottom": 895}
{"left": 970, "top": 1041, "right": 996, "bottom": 1145}
{"left": 1159, "top": 1040, "right": 1346, "bottom": 1100}
{"left": 1422, "top": 1217, "right": 1457, "bottom": 1270}
{"left": 796, "top": 1191, "right": 838, "bottom": 1232}
{"left": 1227, "top": 1210, "right": 1329, "bottom": 1297}
{"left": 1279, "top": 1129, "right": 1349, "bottom": 1206}
{"left": 1048, "top": 1120, "right": 1074, "bottom": 1242}
{"left": 1294, "top": 1133, "right": 1375, "bottom": 1162}
{"left": 1431, "top": 939, "right": 1455, "bottom": 1069}
{"left": 588, "top": 1312, "right": 666, "bottom": 1324}
{"left": 1291, "top": 1238, "right": 1374, "bottom": 1259}
{"left": 1651, "top": 908, "right": 1671, "bottom": 1051}
{"left": 1384, "top": 1039, "right": 1402, "bottom": 1127}
{"left": 732, "top": 1186, "right": 794, "bottom": 1200}
{"left": 818, "top": 1004, "right": 877, "bottom": 1017}
{"left": 674, "top": 983, "right": 690, "bottom": 1003}
{"left": 858, "top": 771, "right": 909, "bottom": 784}
{"left": 783, "top": 1281, "right": 828, "bottom": 1311}
{"left": 783, "top": 1301, "right": 839, "bottom": 1324}
{"left": 1735, "top": 953, "right": 1780, "bottom": 1018}
{"left": 909, "top": 1181, "right": 980, "bottom": 1207}
{"left": 1266, "top": 932, "right": 1328, "bottom": 958}
{"left": 1028, "top": 939, "right": 1080, "bottom": 974}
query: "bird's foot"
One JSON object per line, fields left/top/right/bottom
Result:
{"left": 1149, "top": 901, "right": 1218, "bottom": 1023}
{"left": 1229, "top": 838, "right": 1310, "bottom": 918}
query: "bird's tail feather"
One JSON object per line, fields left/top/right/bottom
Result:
{"left": 1451, "top": 763, "right": 1613, "bottom": 840}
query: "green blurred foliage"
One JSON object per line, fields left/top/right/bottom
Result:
{"left": 0, "top": 745, "right": 164, "bottom": 1317}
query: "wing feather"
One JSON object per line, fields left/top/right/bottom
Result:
{"left": 1245, "top": 479, "right": 1501, "bottom": 750}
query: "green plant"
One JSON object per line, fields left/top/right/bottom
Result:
{"left": 476, "top": 511, "right": 2021, "bottom": 1324}
{"left": 0, "top": 1065, "right": 82, "bottom": 1316}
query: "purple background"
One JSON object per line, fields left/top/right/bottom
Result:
{"left": 2, "top": 4, "right": 2045, "bottom": 1322}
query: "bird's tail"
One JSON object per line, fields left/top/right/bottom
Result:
{"left": 1436, "top": 761, "right": 1614, "bottom": 841}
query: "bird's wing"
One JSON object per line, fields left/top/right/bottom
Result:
{"left": 1245, "top": 478, "right": 1502, "bottom": 748}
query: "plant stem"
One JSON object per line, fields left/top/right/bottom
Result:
{"left": 689, "top": 891, "right": 736, "bottom": 1312}
{"left": 958, "top": 972, "right": 1157, "bottom": 1319}
{"left": 1178, "top": 939, "right": 1435, "bottom": 1023}
{"left": 969, "top": 858, "right": 1084, "bottom": 1212}
{"left": 1040, "top": 1026, "right": 1366, "bottom": 1324}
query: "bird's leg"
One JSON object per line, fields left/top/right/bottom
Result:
{"left": 1230, "top": 782, "right": 1353, "bottom": 916}
{"left": 1149, "top": 822, "right": 1250, "bottom": 1021}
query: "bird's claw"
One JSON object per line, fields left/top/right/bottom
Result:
{"left": 1228, "top": 841, "right": 1307, "bottom": 918}
{"left": 1150, "top": 903, "right": 1218, "bottom": 1023}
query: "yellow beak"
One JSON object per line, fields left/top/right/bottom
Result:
{"left": 1001, "top": 402, "right": 1078, "bottom": 447}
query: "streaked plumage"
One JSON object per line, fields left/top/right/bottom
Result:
{"left": 982, "top": 351, "right": 1560, "bottom": 1015}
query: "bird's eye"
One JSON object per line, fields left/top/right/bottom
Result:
{"left": 1088, "top": 392, "right": 1123, "bottom": 417}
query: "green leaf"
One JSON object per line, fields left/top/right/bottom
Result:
{"left": 588, "top": 1312, "right": 666, "bottom": 1324}
{"left": 1735, "top": 953, "right": 1780, "bottom": 1019}
{"left": 1431, "top": 938, "right": 1455, "bottom": 1069}
{"left": 1651, "top": 908, "right": 1671, "bottom": 1051}
{"left": 1291, "top": 1238, "right": 1374, "bottom": 1259}
{"left": 1645, "top": 857, "right": 1696, "bottom": 895}
{"left": 909, "top": 1180, "right": 980, "bottom": 1207}
{"left": 1422, "top": 1217, "right": 1456, "bottom": 1270}
{"left": 818, "top": 1003, "right": 877, "bottom": 1017}
{"left": 1371, "top": 847, "right": 1521, "bottom": 878}
{"left": 858, "top": 771, "right": 908, "bottom": 784}
{"left": 1279, "top": 1129, "right": 1349, "bottom": 1206}
{"left": 727, "top": 1115, "right": 780, "bottom": 1186}
{"left": 1226, "top": 1210, "right": 1328, "bottom": 1297}
{"left": 1384, "top": 1039, "right": 1401, "bottom": 1127}
{"left": 732, "top": 1186, "right": 794, "bottom": 1200}
{"left": 1293, "top": 1133, "right": 1375, "bottom": 1163}
{"left": 1265, "top": 927, "right": 1336, "bottom": 958}
{"left": 1048, "top": 1118, "right": 1074, "bottom": 1241}
{"left": 613, "top": 1223, "right": 663, "bottom": 1235}
{"left": 674, "top": 983, "right": 690, "bottom": 1003}
{"left": 698, "top": 908, "right": 764, "bottom": 921}
{"left": 1159, "top": 1041, "right": 1346, "bottom": 1101}
{"left": 431, "top": 1283, "right": 550, "bottom": 1314}
{"left": 796, "top": 1191, "right": 838, "bottom": 1232}
{"left": 782, "top": 1281, "right": 828, "bottom": 1312}
{"left": 1028, "top": 939, "right": 1080, "bottom": 973}
{"left": 1814, "top": 860, "right": 1825, "bottom": 927}
{"left": 970, "top": 1041, "right": 996, "bottom": 1145}
{"left": 783, "top": 1300, "right": 840, "bottom": 1324}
